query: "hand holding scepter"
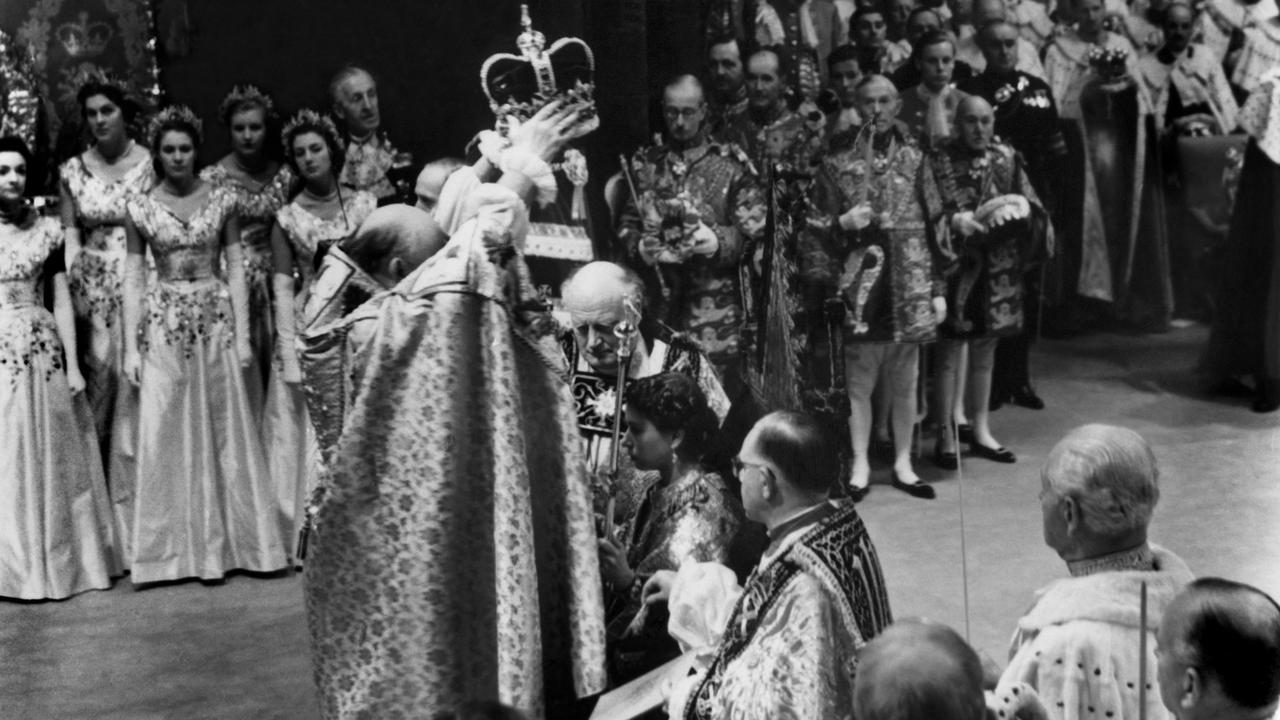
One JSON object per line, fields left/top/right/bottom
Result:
{"left": 603, "top": 298, "right": 641, "bottom": 540}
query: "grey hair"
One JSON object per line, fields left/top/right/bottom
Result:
{"left": 1043, "top": 424, "right": 1160, "bottom": 537}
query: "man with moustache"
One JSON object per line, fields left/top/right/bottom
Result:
{"left": 955, "top": 0, "right": 1048, "bottom": 80}
{"left": 329, "top": 65, "right": 409, "bottom": 204}
{"left": 718, "top": 47, "right": 823, "bottom": 177}
{"left": 1138, "top": 2, "right": 1240, "bottom": 135}
{"left": 706, "top": 36, "right": 749, "bottom": 140}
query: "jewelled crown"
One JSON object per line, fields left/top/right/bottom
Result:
{"left": 480, "top": 4, "right": 596, "bottom": 128}
{"left": 219, "top": 84, "right": 274, "bottom": 124}
{"left": 148, "top": 104, "right": 203, "bottom": 148}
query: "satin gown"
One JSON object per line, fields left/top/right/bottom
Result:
{"left": 60, "top": 154, "right": 155, "bottom": 548}
{"left": 126, "top": 187, "right": 288, "bottom": 583}
{"left": 267, "top": 191, "right": 376, "bottom": 537}
{"left": 0, "top": 214, "right": 118, "bottom": 599}
{"left": 200, "top": 163, "right": 295, "bottom": 389}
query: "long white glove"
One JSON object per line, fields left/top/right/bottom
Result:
{"left": 225, "top": 242, "right": 252, "bottom": 367}
{"left": 273, "top": 272, "right": 302, "bottom": 384}
{"left": 122, "top": 252, "right": 146, "bottom": 387}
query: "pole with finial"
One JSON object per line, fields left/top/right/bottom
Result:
{"left": 602, "top": 298, "right": 640, "bottom": 540}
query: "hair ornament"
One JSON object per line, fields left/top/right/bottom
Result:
{"left": 281, "top": 108, "right": 342, "bottom": 151}
{"left": 147, "top": 104, "right": 203, "bottom": 148}
{"left": 219, "top": 84, "right": 275, "bottom": 124}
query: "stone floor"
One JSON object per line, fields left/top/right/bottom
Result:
{"left": 2, "top": 324, "right": 1277, "bottom": 719}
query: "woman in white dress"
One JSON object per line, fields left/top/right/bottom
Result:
{"left": 122, "top": 107, "right": 288, "bottom": 584}
{"left": 200, "top": 85, "right": 293, "bottom": 389}
{"left": 268, "top": 110, "right": 375, "bottom": 538}
{"left": 1, "top": 136, "right": 118, "bottom": 599}
{"left": 58, "top": 76, "right": 154, "bottom": 553}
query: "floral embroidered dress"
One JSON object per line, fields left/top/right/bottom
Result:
{"left": 60, "top": 153, "right": 154, "bottom": 491}
{"left": 200, "top": 162, "right": 295, "bottom": 387}
{"left": 0, "top": 214, "right": 118, "bottom": 599}
{"left": 267, "top": 190, "right": 375, "bottom": 536}
{"left": 126, "top": 187, "right": 288, "bottom": 583}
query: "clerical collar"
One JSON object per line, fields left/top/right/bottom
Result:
{"left": 1067, "top": 543, "right": 1156, "bottom": 577}
{"left": 766, "top": 501, "right": 836, "bottom": 544}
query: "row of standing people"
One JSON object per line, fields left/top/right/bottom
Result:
{"left": 0, "top": 73, "right": 388, "bottom": 600}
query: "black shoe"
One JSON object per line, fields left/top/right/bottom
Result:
{"left": 970, "top": 442, "right": 1017, "bottom": 463}
{"left": 892, "top": 473, "right": 936, "bottom": 499}
{"left": 932, "top": 448, "right": 960, "bottom": 470}
{"left": 1011, "top": 385, "right": 1045, "bottom": 410}
{"left": 957, "top": 423, "right": 974, "bottom": 444}
{"left": 849, "top": 484, "right": 871, "bottom": 502}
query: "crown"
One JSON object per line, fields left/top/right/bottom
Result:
{"left": 219, "top": 84, "right": 275, "bottom": 124}
{"left": 281, "top": 108, "right": 342, "bottom": 151}
{"left": 148, "top": 105, "right": 204, "bottom": 148}
{"left": 480, "top": 4, "right": 596, "bottom": 127}
{"left": 56, "top": 11, "right": 113, "bottom": 60}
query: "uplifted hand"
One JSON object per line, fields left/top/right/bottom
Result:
{"left": 508, "top": 100, "right": 593, "bottom": 162}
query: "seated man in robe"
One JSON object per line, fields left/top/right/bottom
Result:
{"left": 619, "top": 75, "right": 766, "bottom": 394}
{"left": 801, "top": 74, "right": 950, "bottom": 500}
{"left": 642, "top": 410, "right": 894, "bottom": 719}
{"left": 855, "top": 620, "right": 1052, "bottom": 720}
{"left": 956, "top": 0, "right": 1049, "bottom": 79}
{"left": 1156, "top": 578, "right": 1280, "bottom": 720}
{"left": 995, "top": 424, "right": 1195, "bottom": 720}
{"left": 897, "top": 30, "right": 971, "bottom": 148}
{"left": 890, "top": 7, "right": 978, "bottom": 89}
{"left": 1138, "top": 2, "right": 1240, "bottom": 136}
{"left": 559, "top": 260, "right": 730, "bottom": 521}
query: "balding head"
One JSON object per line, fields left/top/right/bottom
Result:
{"left": 1040, "top": 424, "right": 1160, "bottom": 561}
{"left": 854, "top": 621, "right": 987, "bottom": 720}
{"left": 560, "top": 262, "right": 648, "bottom": 373}
{"left": 415, "top": 158, "right": 464, "bottom": 214}
{"left": 343, "top": 204, "right": 445, "bottom": 288}
{"left": 956, "top": 95, "right": 995, "bottom": 151}
{"left": 1158, "top": 578, "right": 1280, "bottom": 719}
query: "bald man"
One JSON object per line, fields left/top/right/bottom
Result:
{"left": 1157, "top": 578, "right": 1280, "bottom": 720}
{"left": 954, "top": 0, "right": 1048, "bottom": 80}
{"left": 922, "top": 95, "right": 1050, "bottom": 468}
{"left": 801, "top": 74, "right": 949, "bottom": 499}
{"left": 619, "top": 74, "right": 765, "bottom": 394}
{"left": 414, "top": 157, "right": 464, "bottom": 215}
{"left": 299, "top": 204, "right": 446, "bottom": 459}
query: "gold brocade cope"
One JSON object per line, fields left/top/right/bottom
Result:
{"left": 304, "top": 213, "right": 606, "bottom": 718}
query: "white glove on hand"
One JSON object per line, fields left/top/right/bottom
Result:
{"left": 951, "top": 211, "right": 986, "bottom": 237}
{"left": 839, "top": 203, "right": 875, "bottom": 232}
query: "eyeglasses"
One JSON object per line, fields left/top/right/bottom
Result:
{"left": 732, "top": 457, "right": 771, "bottom": 478}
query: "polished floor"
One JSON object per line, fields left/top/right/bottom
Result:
{"left": 2, "top": 325, "right": 1277, "bottom": 719}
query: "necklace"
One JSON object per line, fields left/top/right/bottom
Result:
{"left": 302, "top": 185, "right": 339, "bottom": 203}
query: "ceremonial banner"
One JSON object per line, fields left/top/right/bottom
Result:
{"left": 2, "top": 0, "right": 161, "bottom": 162}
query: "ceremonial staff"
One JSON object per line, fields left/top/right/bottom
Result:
{"left": 603, "top": 298, "right": 640, "bottom": 539}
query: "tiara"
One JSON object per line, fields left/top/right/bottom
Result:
{"left": 281, "top": 108, "right": 342, "bottom": 150}
{"left": 480, "top": 4, "right": 596, "bottom": 127}
{"left": 219, "top": 84, "right": 274, "bottom": 123}
{"left": 73, "top": 66, "right": 132, "bottom": 98}
{"left": 147, "top": 104, "right": 204, "bottom": 148}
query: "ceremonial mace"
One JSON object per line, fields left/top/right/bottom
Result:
{"left": 603, "top": 299, "right": 641, "bottom": 541}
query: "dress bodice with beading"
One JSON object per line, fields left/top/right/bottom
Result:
{"left": 128, "top": 187, "right": 236, "bottom": 282}
{"left": 0, "top": 216, "right": 66, "bottom": 384}
{"left": 62, "top": 154, "right": 156, "bottom": 241}
{"left": 275, "top": 191, "right": 376, "bottom": 291}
